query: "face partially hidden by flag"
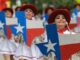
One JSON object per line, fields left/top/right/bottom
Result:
{"left": 37, "top": 24, "right": 61, "bottom": 60}
{"left": 6, "top": 11, "right": 27, "bottom": 44}
{"left": 15, "top": 11, "right": 44, "bottom": 46}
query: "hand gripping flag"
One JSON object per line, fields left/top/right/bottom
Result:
{"left": 37, "top": 24, "right": 61, "bottom": 60}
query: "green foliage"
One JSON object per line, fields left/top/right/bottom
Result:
{"left": 52, "top": 0, "right": 75, "bottom": 8}
{"left": 21, "top": 0, "right": 27, "bottom": 4}
{"left": 11, "top": 0, "right": 76, "bottom": 11}
{"left": 11, "top": 0, "right": 16, "bottom": 5}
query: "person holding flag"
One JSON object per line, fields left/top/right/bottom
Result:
{"left": 0, "top": 8, "right": 17, "bottom": 60}
{"left": 14, "top": 4, "right": 44, "bottom": 60}
{"left": 35, "top": 9, "right": 70, "bottom": 60}
{"left": 42, "top": 7, "right": 55, "bottom": 26}
{"left": 48, "top": 9, "right": 77, "bottom": 60}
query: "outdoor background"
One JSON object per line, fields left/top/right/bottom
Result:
{"left": 0, "top": 0, "right": 80, "bottom": 12}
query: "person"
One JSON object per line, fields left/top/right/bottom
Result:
{"left": 44, "top": 7, "right": 55, "bottom": 20}
{"left": 42, "top": 7, "right": 55, "bottom": 26}
{"left": 15, "top": 6, "right": 21, "bottom": 11}
{"left": 0, "top": 27, "right": 5, "bottom": 60}
{"left": 0, "top": 8, "right": 17, "bottom": 60}
{"left": 14, "top": 4, "right": 44, "bottom": 60}
{"left": 71, "top": 3, "right": 80, "bottom": 59}
{"left": 35, "top": 7, "right": 55, "bottom": 44}
{"left": 48, "top": 9, "right": 75, "bottom": 34}
{"left": 71, "top": 3, "right": 80, "bottom": 26}
{"left": 46, "top": 9, "right": 75, "bottom": 60}
{"left": 3, "top": 8, "right": 14, "bottom": 18}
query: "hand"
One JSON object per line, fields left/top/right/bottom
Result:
{"left": 14, "top": 36, "right": 19, "bottom": 42}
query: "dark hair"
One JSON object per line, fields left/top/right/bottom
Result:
{"left": 48, "top": 9, "right": 70, "bottom": 24}
{"left": 45, "top": 7, "right": 55, "bottom": 14}
{"left": 2, "top": 8, "right": 13, "bottom": 15}
{"left": 20, "top": 4, "right": 38, "bottom": 15}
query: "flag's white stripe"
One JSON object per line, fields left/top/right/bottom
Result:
{"left": 59, "top": 34, "right": 80, "bottom": 45}
{"left": 6, "top": 18, "right": 44, "bottom": 29}
{"left": 6, "top": 18, "right": 18, "bottom": 25}
{"left": 26, "top": 20, "right": 44, "bottom": 29}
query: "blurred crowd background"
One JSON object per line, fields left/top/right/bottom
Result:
{"left": 0, "top": 0, "right": 80, "bottom": 12}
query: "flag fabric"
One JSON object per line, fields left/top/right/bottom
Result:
{"left": 26, "top": 20, "right": 44, "bottom": 46}
{"left": 0, "top": 12, "right": 7, "bottom": 36}
{"left": 60, "top": 43, "right": 80, "bottom": 60}
{"left": 37, "top": 24, "right": 80, "bottom": 60}
{"left": 6, "top": 11, "right": 27, "bottom": 43}
{"left": 59, "top": 34, "right": 80, "bottom": 60}
{"left": 16, "top": 11, "right": 44, "bottom": 46}
{"left": 6, "top": 11, "right": 44, "bottom": 46}
{"left": 15, "top": 11, "right": 27, "bottom": 43}
{"left": 36, "top": 24, "right": 61, "bottom": 60}
{"left": 3, "top": 11, "right": 80, "bottom": 60}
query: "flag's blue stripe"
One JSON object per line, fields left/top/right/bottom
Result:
{"left": 46, "top": 24, "right": 61, "bottom": 60}
{"left": 0, "top": 12, "right": 7, "bottom": 37}
{"left": 15, "top": 11, "right": 27, "bottom": 43}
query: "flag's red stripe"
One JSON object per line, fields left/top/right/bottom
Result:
{"left": 27, "top": 28, "right": 44, "bottom": 46}
{"left": 6, "top": 26, "right": 12, "bottom": 40}
{"left": 60, "top": 43, "right": 80, "bottom": 60}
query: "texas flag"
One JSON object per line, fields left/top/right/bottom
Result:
{"left": 6, "top": 11, "right": 44, "bottom": 46}
{"left": 2, "top": 11, "right": 80, "bottom": 60}
{"left": 37, "top": 24, "right": 61, "bottom": 60}
{"left": 59, "top": 34, "right": 80, "bottom": 60}
{"left": 37, "top": 24, "right": 80, "bottom": 60}
{"left": 16, "top": 11, "right": 44, "bottom": 46}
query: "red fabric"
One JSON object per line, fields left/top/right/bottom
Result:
{"left": 6, "top": 26, "right": 12, "bottom": 39}
{"left": 57, "top": 28, "right": 67, "bottom": 34}
{"left": 27, "top": 28, "right": 44, "bottom": 46}
{"left": 60, "top": 43, "right": 80, "bottom": 60}
{"left": 6, "top": 26, "right": 45, "bottom": 46}
{"left": 6, "top": 24, "right": 79, "bottom": 60}
{"left": 0, "top": 0, "right": 6, "bottom": 11}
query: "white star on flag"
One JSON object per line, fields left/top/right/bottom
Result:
{"left": 0, "top": 21, "right": 4, "bottom": 29}
{"left": 45, "top": 40, "right": 57, "bottom": 52}
{"left": 15, "top": 24, "right": 24, "bottom": 33}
